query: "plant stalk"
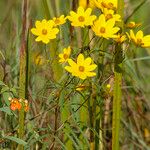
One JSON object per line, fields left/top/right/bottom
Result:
{"left": 18, "top": 0, "right": 28, "bottom": 149}
{"left": 112, "top": 0, "right": 124, "bottom": 150}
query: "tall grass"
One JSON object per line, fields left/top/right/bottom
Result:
{"left": 0, "top": 0, "right": 150, "bottom": 150}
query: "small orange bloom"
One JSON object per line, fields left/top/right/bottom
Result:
{"left": 10, "top": 98, "right": 21, "bottom": 111}
{"left": 9, "top": 98, "right": 29, "bottom": 112}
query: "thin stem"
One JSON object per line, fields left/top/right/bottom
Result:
{"left": 18, "top": 0, "right": 28, "bottom": 150}
{"left": 42, "top": 0, "right": 52, "bottom": 19}
{"left": 125, "top": 0, "right": 148, "bottom": 23}
{"left": 55, "top": 0, "right": 60, "bottom": 17}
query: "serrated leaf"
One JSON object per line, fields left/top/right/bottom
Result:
{"left": 0, "top": 106, "right": 12, "bottom": 115}
{"left": 4, "top": 136, "right": 27, "bottom": 146}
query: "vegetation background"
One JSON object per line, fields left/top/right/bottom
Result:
{"left": 0, "top": 0, "right": 150, "bottom": 149}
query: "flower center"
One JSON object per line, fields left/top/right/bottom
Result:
{"left": 42, "top": 29, "right": 48, "bottom": 35}
{"left": 78, "top": 16, "right": 85, "bottom": 22}
{"left": 79, "top": 66, "right": 85, "bottom": 72}
{"left": 106, "top": 14, "right": 113, "bottom": 20}
{"left": 101, "top": 2, "right": 107, "bottom": 8}
{"left": 55, "top": 19, "right": 60, "bottom": 24}
{"left": 108, "top": 2, "right": 114, "bottom": 9}
{"left": 100, "top": 27, "right": 106, "bottom": 34}
{"left": 137, "top": 38, "right": 142, "bottom": 44}
{"left": 63, "top": 54, "right": 68, "bottom": 60}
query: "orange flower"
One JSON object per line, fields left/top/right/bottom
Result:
{"left": 9, "top": 98, "right": 21, "bottom": 111}
{"left": 9, "top": 98, "right": 29, "bottom": 112}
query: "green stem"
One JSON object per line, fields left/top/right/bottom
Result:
{"left": 42, "top": 0, "right": 53, "bottom": 19}
{"left": 97, "top": 39, "right": 105, "bottom": 150}
{"left": 18, "top": 0, "right": 28, "bottom": 149}
{"left": 112, "top": 0, "right": 124, "bottom": 150}
{"left": 112, "top": 64, "right": 122, "bottom": 150}
{"left": 55, "top": 0, "right": 60, "bottom": 17}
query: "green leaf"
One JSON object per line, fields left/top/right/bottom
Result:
{"left": 0, "top": 80, "right": 5, "bottom": 86}
{"left": 3, "top": 136, "right": 27, "bottom": 146}
{"left": 0, "top": 106, "right": 12, "bottom": 115}
{"left": 2, "top": 92, "right": 11, "bottom": 106}
{"left": 10, "top": 87, "right": 17, "bottom": 96}
{"left": 0, "top": 65, "right": 4, "bottom": 81}
{"left": 1, "top": 86, "right": 9, "bottom": 94}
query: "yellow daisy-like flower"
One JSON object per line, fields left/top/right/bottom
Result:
{"left": 53, "top": 15, "right": 66, "bottom": 26}
{"left": 129, "top": 30, "right": 150, "bottom": 47}
{"left": 126, "top": 21, "right": 141, "bottom": 29}
{"left": 92, "top": 14, "right": 120, "bottom": 39}
{"left": 65, "top": 54, "right": 97, "bottom": 80}
{"left": 79, "top": 0, "right": 95, "bottom": 9}
{"left": 31, "top": 19, "right": 59, "bottom": 44}
{"left": 114, "top": 34, "right": 126, "bottom": 43}
{"left": 67, "top": 6, "right": 96, "bottom": 27}
{"left": 94, "top": 0, "right": 117, "bottom": 11}
{"left": 103, "top": 8, "right": 121, "bottom": 22}
{"left": 59, "top": 46, "right": 71, "bottom": 63}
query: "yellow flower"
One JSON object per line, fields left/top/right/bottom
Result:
{"left": 79, "top": 0, "right": 95, "bottom": 9}
{"left": 65, "top": 54, "right": 97, "bottom": 80}
{"left": 114, "top": 34, "right": 126, "bottom": 43}
{"left": 92, "top": 14, "right": 120, "bottom": 39}
{"left": 106, "top": 84, "right": 111, "bottom": 90}
{"left": 59, "top": 46, "right": 71, "bottom": 63}
{"left": 129, "top": 30, "right": 150, "bottom": 47}
{"left": 103, "top": 8, "right": 121, "bottom": 22}
{"left": 144, "top": 128, "right": 150, "bottom": 139}
{"left": 34, "top": 54, "right": 45, "bottom": 65}
{"left": 31, "top": 19, "right": 59, "bottom": 44}
{"left": 126, "top": 21, "right": 141, "bottom": 29}
{"left": 53, "top": 15, "right": 66, "bottom": 26}
{"left": 76, "top": 84, "right": 86, "bottom": 91}
{"left": 94, "top": 0, "right": 117, "bottom": 11}
{"left": 67, "top": 6, "right": 96, "bottom": 27}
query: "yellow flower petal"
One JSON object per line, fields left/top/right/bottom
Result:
{"left": 31, "top": 28, "right": 40, "bottom": 36}
{"left": 136, "top": 30, "right": 143, "bottom": 39}
{"left": 86, "top": 64, "right": 97, "bottom": 71}
{"left": 84, "top": 57, "right": 92, "bottom": 65}
{"left": 86, "top": 72, "right": 96, "bottom": 77}
{"left": 77, "top": 54, "right": 84, "bottom": 65}
{"left": 85, "top": 8, "right": 92, "bottom": 16}
{"left": 68, "top": 59, "right": 77, "bottom": 67}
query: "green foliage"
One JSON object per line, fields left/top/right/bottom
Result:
{"left": 0, "top": 0, "right": 150, "bottom": 149}
{"left": 3, "top": 136, "right": 27, "bottom": 146}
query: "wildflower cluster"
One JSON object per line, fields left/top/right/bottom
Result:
{"left": 31, "top": 1, "right": 150, "bottom": 80}
{"left": 9, "top": 97, "right": 29, "bottom": 112}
